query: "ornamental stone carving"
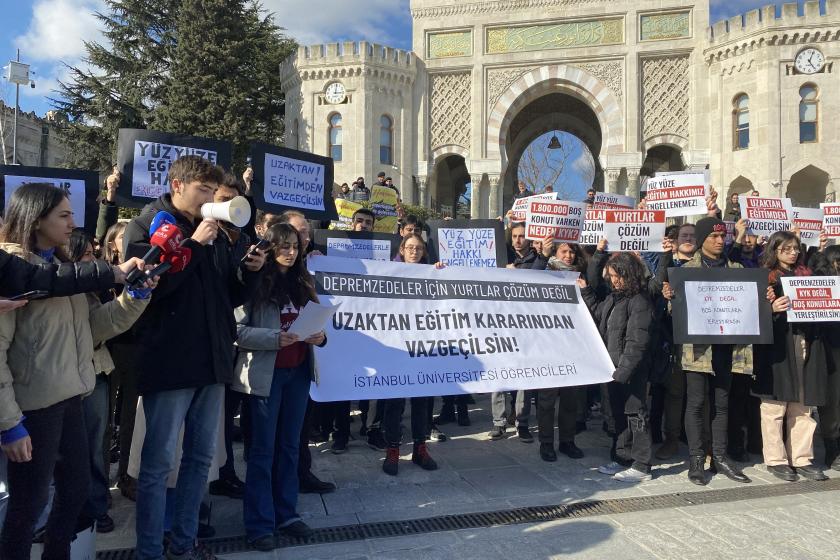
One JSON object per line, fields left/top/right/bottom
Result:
{"left": 429, "top": 72, "right": 472, "bottom": 151}
{"left": 486, "top": 18, "right": 624, "bottom": 54}
{"left": 427, "top": 30, "right": 473, "bottom": 59}
{"left": 640, "top": 12, "right": 691, "bottom": 41}
{"left": 641, "top": 55, "right": 690, "bottom": 140}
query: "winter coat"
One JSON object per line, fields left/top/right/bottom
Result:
{"left": 123, "top": 195, "right": 259, "bottom": 394}
{"left": 0, "top": 248, "right": 115, "bottom": 298}
{"left": 0, "top": 243, "right": 148, "bottom": 431}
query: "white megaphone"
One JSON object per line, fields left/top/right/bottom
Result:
{"left": 200, "top": 196, "right": 251, "bottom": 228}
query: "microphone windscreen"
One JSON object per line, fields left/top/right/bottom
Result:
{"left": 149, "top": 211, "right": 177, "bottom": 235}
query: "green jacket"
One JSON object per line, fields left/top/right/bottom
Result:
{"left": 678, "top": 253, "right": 754, "bottom": 376}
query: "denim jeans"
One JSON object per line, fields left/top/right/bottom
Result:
{"left": 244, "top": 364, "right": 310, "bottom": 540}
{"left": 82, "top": 374, "right": 111, "bottom": 520}
{"left": 135, "top": 384, "right": 224, "bottom": 560}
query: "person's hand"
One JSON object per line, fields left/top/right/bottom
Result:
{"left": 734, "top": 218, "right": 747, "bottom": 241}
{"left": 113, "top": 257, "right": 147, "bottom": 284}
{"left": 637, "top": 199, "right": 647, "bottom": 209}
{"left": 597, "top": 238, "right": 608, "bottom": 252}
{"left": 0, "top": 299, "right": 28, "bottom": 314}
{"left": 662, "top": 237, "right": 675, "bottom": 253}
{"left": 766, "top": 285, "right": 777, "bottom": 303}
{"left": 505, "top": 263, "right": 515, "bottom": 269}
{"left": 756, "top": 235, "right": 766, "bottom": 246}
{"left": 540, "top": 235, "right": 553, "bottom": 257}
{"left": 819, "top": 229, "right": 828, "bottom": 251}
{"left": 576, "top": 277, "right": 587, "bottom": 289}
{"left": 2, "top": 435, "right": 32, "bottom": 462}
{"left": 772, "top": 295, "right": 790, "bottom": 313}
{"left": 304, "top": 331, "right": 326, "bottom": 346}
{"left": 434, "top": 261, "right": 448, "bottom": 269}
{"left": 192, "top": 219, "right": 219, "bottom": 245}
{"left": 105, "top": 167, "right": 120, "bottom": 202}
{"left": 243, "top": 167, "right": 253, "bottom": 184}
{"left": 243, "top": 246, "right": 266, "bottom": 272}
{"left": 278, "top": 332, "right": 300, "bottom": 347}
{"left": 662, "top": 281, "right": 674, "bottom": 301}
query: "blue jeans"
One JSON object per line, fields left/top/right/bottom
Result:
{"left": 135, "top": 384, "right": 223, "bottom": 560}
{"left": 244, "top": 365, "right": 310, "bottom": 540}
{"left": 82, "top": 374, "right": 110, "bottom": 520}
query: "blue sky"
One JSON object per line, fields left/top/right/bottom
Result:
{"left": 3, "top": 1, "right": 813, "bottom": 117}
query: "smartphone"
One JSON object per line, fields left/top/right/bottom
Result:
{"left": 8, "top": 290, "right": 49, "bottom": 301}
{"left": 241, "top": 238, "right": 271, "bottom": 263}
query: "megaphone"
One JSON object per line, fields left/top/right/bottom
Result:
{"left": 200, "top": 196, "right": 251, "bottom": 228}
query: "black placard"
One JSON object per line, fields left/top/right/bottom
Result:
{"left": 249, "top": 143, "right": 337, "bottom": 221}
{"left": 313, "top": 230, "right": 401, "bottom": 261}
{"left": 0, "top": 165, "right": 99, "bottom": 234}
{"left": 426, "top": 219, "right": 507, "bottom": 268}
{"left": 668, "top": 266, "right": 773, "bottom": 344}
{"left": 115, "top": 128, "right": 233, "bottom": 208}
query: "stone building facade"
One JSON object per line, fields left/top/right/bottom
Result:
{"left": 0, "top": 101, "right": 66, "bottom": 168}
{"left": 279, "top": 0, "right": 840, "bottom": 218}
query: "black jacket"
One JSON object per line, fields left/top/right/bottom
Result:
{"left": 124, "top": 195, "right": 259, "bottom": 394}
{"left": 0, "top": 250, "right": 115, "bottom": 298}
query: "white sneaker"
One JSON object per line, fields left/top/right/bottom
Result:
{"left": 598, "top": 461, "right": 624, "bottom": 475}
{"left": 614, "top": 467, "right": 652, "bottom": 483}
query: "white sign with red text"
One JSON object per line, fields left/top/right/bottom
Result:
{"left": 524, "top": 200, "right": 586, "bottom": 243}
{"left": 579, "top": 208, "right": 606, "bottom": 245}
{"left": 593, "top": 192, "right": 635, "bottom": 210}
{"left": 822, "top": 203, "right": 840, "bottom": 241}
{"left": 643, "top": 172, "right": 709, "bottom": 217}
{"left": 603, "top": 209, "right": 666, "bottom": 252}
{"left": 739, "top": 196, "right": 793, "bottom": 236}
{"left": 792, "top": 207, "right": 824, "bottom": 249}
{"left": 781, "top": 276, "right": 840, "bottom": 322}
{"left": 510, "top": 192, "right": 558, "bottom": 222}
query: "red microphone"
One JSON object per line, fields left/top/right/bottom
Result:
{"left": 126, "top": 223, "right": 184, "bottom": 287}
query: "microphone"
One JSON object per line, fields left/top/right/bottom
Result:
{"left": 149, "top": 211, "right": 177, "bottom": 236}
{"left": 142, "top": 247, "right": 193, "bottom": 280}
{"left": 126, "top": 223, "right": 184, "bottom": 287}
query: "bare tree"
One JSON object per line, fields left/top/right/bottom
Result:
{"left": 517, "top": 132, "right": 595, "bottom": 198}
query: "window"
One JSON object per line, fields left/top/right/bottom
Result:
{"left": 799, "top": 85, "right": 818, "bottom": 143}
{"left": 733, "top": 94, "right": 749, "bottom": 150}
{"left": 328, "top": 113, "right": 342, "bottom": 161}
{"left": 379, "top": 115, "right": 393, "bottom": 165}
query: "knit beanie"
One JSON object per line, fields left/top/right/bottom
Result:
{"left": 694, "top": 217, "right": 726, "bottom": 249}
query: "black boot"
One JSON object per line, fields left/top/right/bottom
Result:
{"left": 712, "top": 455, "right": 751, "bottom": 483}
{"left": 688, "top": 455, "right": 707, "bottom": 486}
{"left": 456, "top": 403, "right": 471, "bottom": 426}
{"left": 824, "top": 437, "right": 840, "bottom": 468}
{"left": 436, "top": 402, "right": 456, "bottom": 425}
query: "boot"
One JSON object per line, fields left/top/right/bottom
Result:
{"left": 712, "top": 455, "right": 751, "bottom": 483}
{"left": 412, "top": 441, "right": 438, "bottom": 471}
{"left": 824, "top": 437, "right": 840, "bottom": 468}
{"left": 383, "top": 446, "right": 400, "bottom": 476}
{"left": 456, "top": 403, "right": 471, "bottom": 426}
{"left": 436, "top": 402, "right": 456, "bottom": 425}
{"left": 688, "top": 455, "right": 707, "bottom": 486}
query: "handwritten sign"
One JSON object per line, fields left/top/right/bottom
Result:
{"left": 739, "top": 196, "right": 793, "bottom": 236}
{"left": 781, "top": 276, "right": 840, "bottom": 322}
{"left": 822, "top": 203, "right": 840, "bottom": 241}
{"left": 792, "top": 207, "right": 824, "bottom": 248}
{"left": 524, "top": 200, "right": 586, "bottom": 242}
{"left": 603, "top": 209, "right": 666, "bottom": 252}
{"left": 427, "top": 219, "right": 507, "bottom": 268}
{"left": 644, "top": 171, "right": 709, "bottom": 217}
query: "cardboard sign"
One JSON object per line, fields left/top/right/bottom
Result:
{"left": 593, "top": 192, "right": 635, "bottom": 209}
{"left": 0, "top": 165, "right": 99, "bottom": 234}
{"left": 330, "top": 198, "right": 362, "bottom": 230}
{"left": 427, "top": 219, "right": 507, "bottom": 268}
{"left": 524, "top": 200, "right": 586, "bottom": 243}
{"left": 739, "top": 196, "right": 793, "bottom": 236}
{"left": 313, "top": 230, "right": 401, "bottom": 261}
{"left": 579, "top": 208, "right": 606, "bottom": 245}
{"left": 669, "top": 267, "right": 772, "bottom": 344}
{"left": 822, "top": 203, "right": 840, "bottom": 240}
{"left": 643, "top": 171, "right": 709, "bottom": 217}
{"left": 792, "top": 207, "right": 824, "bottom": 248}
{"left": 781, "top": 276, "right": 840, "bottom": 322}
{"left": 249, "top": 142, "right": 337, "bottom": 221}
{"left": 510, "top": 192, "right": 558, "bottom": 222}
{"left": 370, "top": 185, "right": 398, "bottom": 233}
{"left": 602, "top": 209, "right": 666, "bottom": 252}
{"left": 116, "top": 129, "right": 232, "bottom": 208}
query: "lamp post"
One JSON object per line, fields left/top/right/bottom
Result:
{"left": 6, "top": 50, "right": 33, "bottom": 165}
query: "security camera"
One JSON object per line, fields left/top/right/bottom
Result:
{"left": 30, "top": 81, "right": 36, "bottom": 89}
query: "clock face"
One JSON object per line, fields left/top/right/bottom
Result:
{"left": 325, "top": 82, "right": 346, "bottom": 104}
{"left": 795, "top": 48, "right": 825, "bottom": 75}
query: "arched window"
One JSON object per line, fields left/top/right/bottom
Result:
{"left": 379, "top": 115, "right": 393, "bottom": 165}
{"left": 733, "top": 94, "right": 749, "bottom": 150}
{"left": 328, "top": 113, "right": 342, "bottom": 161}
{"left": 799, "top": 85, "right": 818, "bottom": 143}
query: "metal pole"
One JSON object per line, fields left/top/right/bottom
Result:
{"left": 12, "top": 49, "right": 19, "bottom": 165}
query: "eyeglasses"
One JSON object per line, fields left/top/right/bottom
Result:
{"left": 777, "top": 246, "right": 800, "bottom": 254}
{"left": 404, "top": 246, "right": 423, "bottom": 252}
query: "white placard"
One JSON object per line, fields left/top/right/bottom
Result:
{"left": 781, "top": 276, "right": 840, "bottom": 322}
{"left": 792, "top": 207, "right": 824, "bottom": 248}
{"left": 524, "top": 200, "right": 586, "bottom": 242}
{"left": 4, "top": 175, "right": 87, "bottom": 228}
{"left": 264, "top": 153, "right": 326, "bottom": 210}
{"left": 644, "top": 172, "right": 709, "bottom": 217}
{"left": 593, "top": 192, "right": 635, "bottom": 209}
{"left": 326, "top": 237, "right": 392, "bottom": 261}
{"left": 822, "top": 203, "right": 840, "bottom": 241}
{"left": 132, "top": 140, "right": 218, "bottom": 199}
{"left": 685, "top": 281, "right": 760, "bottom": 336}
{"left": 510, "top": 192, "right": 558, "bottom": 221}
{"left": 437, "top": 228, "right": 497, "bottom": 268}
{"left": 307, "top": 256, "right": 615, "bottom": 401}
{"left": 603, "top": 209, "right": 666, "bottom": 252}
{"left": 579, "top": 208, "right": 606, "bottom": 245}
{"left": 739, "top": 196, "right": 793, "bottom": 236}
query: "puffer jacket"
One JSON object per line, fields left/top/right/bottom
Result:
{"left": 0, "top": 248, "right": 115, "bottom": 298}
{"left": 0, "top": 243, "right": 149, "bottom": 431}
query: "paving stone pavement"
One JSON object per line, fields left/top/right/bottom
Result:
{"left": 98, "top": 394, "right": 840, "bottom": 559}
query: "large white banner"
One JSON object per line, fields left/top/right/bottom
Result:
{"left": 643, "top": 172, "right": 709, "bottom": 217}
{"left": 308, "top": 256, "right": 615, "bottom": 401}
{"left": 739, "top": 196, "right": 793, "bottom": 236}
{"left": 781, "top": 276, "right": 840, "bottom": 322}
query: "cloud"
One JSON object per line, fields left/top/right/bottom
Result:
{"left": 14, "top": 0, "right": 105, "bottom": 62}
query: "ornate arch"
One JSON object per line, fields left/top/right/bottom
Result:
{"left": 431, "top": 144, "right": 470, "bottom": 163}
{"left": 642, "top": 133, "right": 688, "bottom": 153}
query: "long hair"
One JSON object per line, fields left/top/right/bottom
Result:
{"left": 604, "top": 252, "right": 647, "bottom": 296}
{"left": 102, "top": 221, "right": 128, "bottom": 264}
{"left": 254, "top": 222, "right": 317, "bottom": 308}
{"left": 808, "top": 245, "right": 840, "bottom": 276}
{"left": 762, "top": 231, "right": 810, "bottom": 284}
{"left": 0, "top": 182, "right": 70, "bottom": 261}
{"left": 68, "top": 228, "right": 93, "bottom": 262}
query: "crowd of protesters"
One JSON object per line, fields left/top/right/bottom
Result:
{"left": 0, "top": 163, "right": 837, "bottom": 560}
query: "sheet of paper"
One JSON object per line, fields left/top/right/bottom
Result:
{"left": 288, "top": 301, "right": 342, "bottom": 339}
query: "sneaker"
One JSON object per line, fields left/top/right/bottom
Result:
{"left": 412, "top": 442, "right": 438, "bottom": 471}
{"left": 598, "top": 461, "right": 625, "bottom": 476}
{"left": 429, "top": 425, "right": 448, "bottom": 442}
{"left": 614, "top": 467, "right": 652, "bottom": 483}
{"left": 367, "top": 428, "right": 387, "bottom": 451}
{"left": 208, "top": 476, "right": 244, "bottom": 499}
{"left": 249, "top": 534, "right": 275, "bottom": 552}
{"left": 383, "top": 446, "right": 400, "bottom": 476}
{"left": 517, "top": 426, "right": 534, "bottom": 443}
{"left": 96, "top": 514, "right": 115, "bottom": 534}
{"left": 488, "top": 426, "right": 506, "bottom": 440}
{"left": 331, "top": 435, "right": 348, "bottom": 454}
{"left": 277, "top": 520, "right": 314, "bottom": 539}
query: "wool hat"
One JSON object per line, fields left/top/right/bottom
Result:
{"left": 694, "top": 216, "right": 727, "bottom": 248}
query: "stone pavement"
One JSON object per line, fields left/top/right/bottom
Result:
{"left": 98, "top": 394, "right": 840, "bottom": 558}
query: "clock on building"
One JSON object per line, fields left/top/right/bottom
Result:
{"left": 324, "top": 82, "right": 346, "bottom": 104}
{"left": 794, "top": 48, "right": 825, "bottom": 75}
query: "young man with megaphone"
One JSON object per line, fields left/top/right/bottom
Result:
{"left": 123, "top": 156, "right": 266, "bottom": 560}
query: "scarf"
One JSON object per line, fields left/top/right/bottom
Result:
{"left": 547, "top": 257, "right": 577, "bottom": 272}
{"left": 35, "top": 247, "right": 56, "bottom": 262}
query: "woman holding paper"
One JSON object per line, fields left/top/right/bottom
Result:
{"left": 753, "top": 231, "right": 829, "bottom": 482}
{"left": 232, "top": 222, "right": 327, "bottom": 551}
